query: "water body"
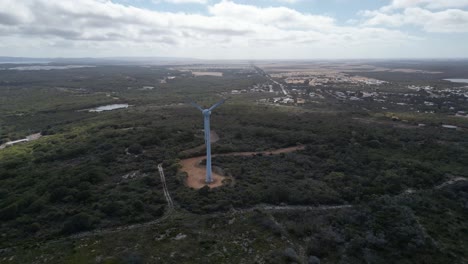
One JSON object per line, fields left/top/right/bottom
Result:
{"left": 4, "top": 65, "right": 95, "bottom": 71}
{"left": 0, "top": 61, "right": 50, "bottom": 64}
{"left": 444, "top": 79, "right": 468, "bottom": 84}
{"left": 89, "top": 104, "right": 129, "bottom": 112}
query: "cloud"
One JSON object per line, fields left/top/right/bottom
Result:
{"left": 153, "top": 0, "right": 208, "bottom": 4}
{"left": 208, "top": 0, "right": 335, "bottom": 31}
{"left": 0, "top": 13, "right": 20, "bottom": 25}
{"left": 276, "top": 0, "right": 302, "bottom": 4}
{"left": 381, "top": 0, "right": 468, "bottom": 11}
{"left": 0, "top": 0, "right": 417, "bottom": 59}
{"left": 362, "top": 2, "right": 468, "bottom": 33}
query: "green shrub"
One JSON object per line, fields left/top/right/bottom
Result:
{"left": 0, "top": 203, "right": 18, "bottom": 220}
{"left": 128, "top": 144, "right": 143, "bottom": 155}
{"left": 62, "top": 213, "right": 94, "bottom": 234}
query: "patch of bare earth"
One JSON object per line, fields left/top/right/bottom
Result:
{"left": 180, "top": 145, "right": 305, "bottom": 189}
{"left": 180, "top": 156, "right": 227, "bottom": 189}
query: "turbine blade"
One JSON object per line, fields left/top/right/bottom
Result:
{"left": 208, "top": 98, "right": 227, "bottom": 111}
{"left": 187, "top": 98, "right": 203, "bottom": 111}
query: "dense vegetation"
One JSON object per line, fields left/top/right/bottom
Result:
{"left": 0, "top": 63, "right": 467, "bottom": 263}
{"left": 172, "top": 109, "right": 468, "bottom": 213}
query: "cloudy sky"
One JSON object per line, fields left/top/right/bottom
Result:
{"left": 0, "top": 0, "right": 467, "bottom": 59}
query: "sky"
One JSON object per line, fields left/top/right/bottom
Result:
{"left": 0, "top": 0, "right": 467, "bottom": 59}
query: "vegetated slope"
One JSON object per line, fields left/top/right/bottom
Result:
{"left": 2, "top": 182, "right": 466, "bottom": 264}
{"left": 1, "top": 104, "right": 468, "bottom": 262}
{"left": 0, "top": 65, "right": 267, "bottom": 248}
{"left": 0, "top": 65, "right": 467, "bottom": 263}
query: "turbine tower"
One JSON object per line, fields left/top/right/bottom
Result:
{"left": 189, "top": 98, "right": 226, "bottom": 183}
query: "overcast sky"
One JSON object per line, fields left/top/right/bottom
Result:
{"left": 0, "top": 0, "right": 467, "bottom": 59}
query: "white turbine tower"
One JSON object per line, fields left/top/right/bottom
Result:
{"left": 189, "top": 98, "right": 226, "bottom": 183}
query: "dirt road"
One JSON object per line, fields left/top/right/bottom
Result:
{"left": 158, "top": 163, "right": 174, "bottom": 209}
{"left": 0, "top": 133, "right": 42, "bottom": 150}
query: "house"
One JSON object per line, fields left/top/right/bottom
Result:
{"left": 442, "top": 125, "right": 458, "bottom": 129}
{"left": 297, "top": 98, "right": 306, "bottom": 104}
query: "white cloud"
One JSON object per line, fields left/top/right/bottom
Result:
{"left": 381, "top": 0, "right": 468, "bottom": 11}
{"left": 153, "top": 0, "right": 208, "bottom": 4}
{"left": 362, "top": 1, "right": 468, "bottom": 33}
{"left": 208, "top": 0, "right": 335, "bottom": 31}
{"left": 276, "top": 0, "right": 302, "bottom": 4}
{"left": 0, "top": 0, "right": 418, "bottom": 59}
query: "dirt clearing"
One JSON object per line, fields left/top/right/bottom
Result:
{"left": 180, "top": 145, "right": 305, "bottom": 189}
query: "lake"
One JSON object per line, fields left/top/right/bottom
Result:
{"left": 444, "top": 79, "right": 468, "bottom": 84}
{"left": 89, "top": 104, "right": 129, "bottom": 112}
{"left": 5, "top": 65, "right": 96, "bottom": 71}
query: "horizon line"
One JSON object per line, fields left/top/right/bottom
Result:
{"left": 2, "top": 56, "right": 468, "bottom": 61}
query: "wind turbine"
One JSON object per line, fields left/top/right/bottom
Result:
{"left": 189, "top": 98, "right": 227, "bottom": 183}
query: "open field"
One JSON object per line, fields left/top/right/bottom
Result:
{"left": 191, "top": 71, "right": 223, "bottom": 77}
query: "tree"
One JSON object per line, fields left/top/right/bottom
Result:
{"left": 62, "top": 213, "right": 94, "bottom": 234}
{"left": 128, "top": 144, "right": 143, "bottom": 155}
{"left": 0, "top": 203, "right": 18, "bottom": 220}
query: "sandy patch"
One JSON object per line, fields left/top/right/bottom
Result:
{"left": 192, "top": 71, "right": 223, "bottom": 77}
{"left": 180, "top": 145, "right": 305, "bottom": 189}
{"left": 180, "top": 156, "right": 227, "bottom": 189}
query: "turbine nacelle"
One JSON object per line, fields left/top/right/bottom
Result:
{"left": 203, "top": 109, "right": 211, "bottom": 117}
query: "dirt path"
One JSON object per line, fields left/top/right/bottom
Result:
{"left": 435, "top": 177, "right": 467, "bottom": 189}
{"left": 158, "top": 163, "right": 174, "bottom": 209}
{"left": 403, "top": 176, "right": 467, "bottom": 195}
{"left": 246, "top": 204, "right": 353, "bottom": 212}
{"left": 0, "top": 133, "right": 42, "bottom": 150}
{"left": 180, "top": 145, "right": 305, "bottom": 189}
